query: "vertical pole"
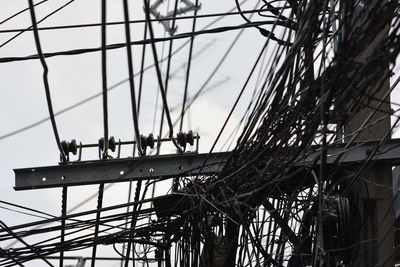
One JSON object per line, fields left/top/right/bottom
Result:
{"left": 344, "top": 0, "right": 394, "bottom": 266}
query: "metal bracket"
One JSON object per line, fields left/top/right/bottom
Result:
{"left": 14, "top": 152, "right": 229, "bottom": 190}
{"left": 14, "top": 139, "right": 400, "bottom": 190}
{"left": 298, "top": 139, "right": 400, "bottom": 165}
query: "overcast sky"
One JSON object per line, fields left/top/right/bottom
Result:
{"left": 0, "top": 0, "right": 273, "bottom": 266}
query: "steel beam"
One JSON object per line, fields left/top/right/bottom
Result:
{"left": 14, "top": 139, "right": 400, "bottom": 190}
{"left": 298, "top": 139, "right": 400, "bottom": 165}
{"left": 14, "top": 152, "right": 229, "bottom": 190}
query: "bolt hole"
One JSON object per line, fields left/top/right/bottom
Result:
{"left": 179, "top": 165, "right": 184, "bottom": 170}
{"left": 42, "top": 177, "right": 47, "bottom": 182}
{"left": 139, "top": 169, "right": 143, "bottom": 173}
{"left": 61, "top": 176, "right": 66, "bottom": 180}
{"left": 149, "top": 168, "right": 154, "bottom": 173}
{"left": 120, "top": 170, "right": 125, "bottom": 175}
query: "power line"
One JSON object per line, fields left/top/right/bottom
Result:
{"left": 122, "top": 0, "right": 143, "bottom": 157}
{"left": 1, "top": 0, "right": 77, "bottom": 49}
{"left": 156, "top": 0, "right": 181, "bottom": 155}
{"left": 0, "top": 0, "right": 49, "bottom": 26}
{"left": 28, "top": 0, "right": 67, "bottom": 162}
{"left": 100, "top": 0, "right": 109, "bottom": 159}
{"left": 0, "top": 8, "right": 274, "bottom": 34}
{"left": 179, "top": 0, "right": 200, "bottom": 132}
{"left": 143, "top": 0, "right": 182, "bottom": 152}
{"left": 0, "top": 20, "right": 291, "bottom": 64}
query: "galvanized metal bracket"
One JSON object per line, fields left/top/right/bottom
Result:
{"left": 298, "top": 139, "right": 400, "bottom": 165}
{"left": 14, "top": 139, "right": 400, "bottom": 190}
{"left": 14, "top": 152, "right": 229, "bottom": 190}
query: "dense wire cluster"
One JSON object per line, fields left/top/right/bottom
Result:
{"left": 2, "top": 0, "right": 400, "bottom": 266}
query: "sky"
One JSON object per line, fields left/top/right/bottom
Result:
{"left": 0, "top": 0, "right": 270, "bottom": 266}
{"left": 2, "top": 1, "right": 400, "bottom": 266}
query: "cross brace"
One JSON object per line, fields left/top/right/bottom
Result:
{"left": 14, "top": 139, "right": 400, "bottom": 190}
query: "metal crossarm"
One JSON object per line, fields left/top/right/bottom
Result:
{"left": 14, "top": 139, "right": 400, "bottom": 190}
{"left": 14, "top": 152, "right": 229, "bottom": 190}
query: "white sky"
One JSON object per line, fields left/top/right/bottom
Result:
{"left": 2, "top": 1, "right": 400, "bottom": 266}
{"left": 0, "top": 0, "right": 270, "bottom": 266}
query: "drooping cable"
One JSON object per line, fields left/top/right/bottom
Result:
{"left": 205, "top": 0, "right": 289, "bottom": 164}
{"left": 1, "top": 0, "right": 76, "bottom": 49}
{"left": 203, "top": 40, "right": 269, "bottom": 167}
{"left": 179, "top": 0, "right": 200, "bottom": 132}
{"left": 27, "top": 0, "right": 67, "bottom": 162}
{"left": 0, "top": 221, "right": 54, "bottom": 267}
{"left": 0, "top": 0, "right": 48, "bottom": 26}
{"left": 0, "top": 20, "right": 289, "bottom": 64}
{"left": 122, "top": 0, "right": 144, "bottom": 157}
{"left": 157, "top": 0, "right": 180, "bottom": 154}
{"left": 143, "top": 0, "right": 182, "bottom": 152}
{"left": 101, "top": 0, "right": 109, "bottom": 159}
{"left": 0, "top": 8, "right": 272, "bottom": 34}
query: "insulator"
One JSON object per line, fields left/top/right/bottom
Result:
{"left": 140, "top": 135, "right": 147, "bottom": 151}
{"left": 186, "top": 130, "right": 194, "bottom": 146}
{"left": 176, "top": 131, "right": 196, "bottom": 149}
{"left": 109, "top": 136, "right": 116, "bottom": 152}
{"left": 99, "top": 137, "right": 117, "bottom": 152}
{"left": 177, "top": 132, "right": 186, "bottom": 148}
{"left": 146, "top": 134, "right": 155, "bottom": 149}
{"left": 69, "top": 139, "right": 77, "bottom": 155}
{"left": 61, "top": 140, "right": 69, "bottom": 155}
{"left": 98, "top": 137, "right": 105, "bottom": 151}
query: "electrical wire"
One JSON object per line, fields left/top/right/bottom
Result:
{"left": 27, "top": 0, "right": 67, "bottom": 162}
{"left": 0, "top": 20, "right": 291, "bottom": 64}
{"left": 0, "top": 0, "right": 48, "bottom": 26}
{"left": 1, "top": 0, "right": 77, "bottom": 49}
{"left": 143, "top": 0, "right": 182, "bottom": 152}
{"left": 122, "top": 0, "right": 143, "bottom": 157}
{"left": 0, "top": 7, "right": 274, "bottom": 34}
{"left": 179, "top": 0, "right": 200, "bottom": 132}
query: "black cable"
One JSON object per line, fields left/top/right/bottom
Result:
{"left": 204, "top": 0, "right": 289, "bottom": 166}
{"left": 122, "top": 0, "right": 143, "bottom": 156}
{"left": 157, "top": 0, "right": 180, "bottom": 154}
{"left": 177, "top": 25, "right": 246, "bottom": 126}
{"left": 179, "top": 0, "right": 200, "bottom": 132}
{"left": 0, "top": 221, "right": 54, "bottom": 267}
{"left": 0, "top": 0, "right": 48, "bottom": 26}
{"left": 123, "top": 180, "right": 143, "bottom": 267}
{"left": 0, "top": 20, "right": 289, "bottom": 64}
{"left": 27, "top": 0, "right": 67, "bottom": 162}
{"left": 203, "top": 40, "right": 269, "bottom": 167}
{"left": 1, "top": 0, "right": 76, "bottom": 49}
{"left": 120, "top": 6, "right": 149, "bottom": 263}
{"left": 143, "top": 0, "right": 182, "bottom": 152}
{"left": 0, "top": 205, "right": 50, "bottom": 220}
{"left": 0, "top": 39, "right": 216, "bottom": 144}
{"left": 0, "top": 200, "right": 55, "bottom": 219}
{"left": 234, "top": 0, "right": 288, "bottom": 45}
{"left": 0, "top": 8, "right": 275, "bottom": 34}
{"left": 0, "top": 247, "right": 25, "bottom": 267}
{"left": 101, "top": 0, "right": 109, "bottom": 159}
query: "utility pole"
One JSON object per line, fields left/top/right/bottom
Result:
{"left": 344, "top": 0, "right": 395, "bottom": 265}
